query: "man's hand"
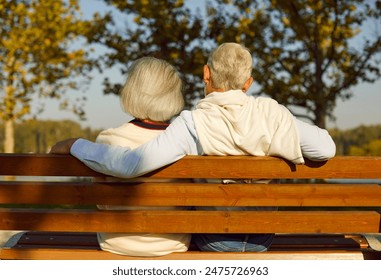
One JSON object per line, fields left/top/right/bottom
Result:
{"left": 50, "top": 138, "right": 79, "bottom": 154}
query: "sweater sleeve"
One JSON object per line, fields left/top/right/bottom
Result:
{"left": 295, "top": 118, "right": 336, "bottom": 161}
{"left": 70, "top": 111, "right": 201, "bottom": 178}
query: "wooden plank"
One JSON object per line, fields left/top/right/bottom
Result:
{"left": 0, "top": 154, "right": 101, "bottom": 177}
{"left": 0, "top": 210, "right": 379, "bottom": 233}
{"left": 1, "top": 182, "right": 381, "bottom": 206}
{"left": 1, "top": 232, "right": 370, "bottom": 260}
{"left": 157, "top": 156, "right": 381, "bottom": 179}
{"left": 1, "top": 154, "right": 381, "bottom": 179}
{"left": 0, "top": 248, "right": 364, "bottom": 260}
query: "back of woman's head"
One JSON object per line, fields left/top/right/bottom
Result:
{"left": 207, "top": 43, "right": 252, "bottom": 91}
{"left": 120, "top": 57, "right": 184, "bottom": 122}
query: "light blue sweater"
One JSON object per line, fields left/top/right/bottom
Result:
{"left": 70, "top": 110, "right": 336, "bottom": 179}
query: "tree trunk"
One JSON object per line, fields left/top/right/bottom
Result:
{"left": 4, "top": 119, "right": 15, "bottom": 153}
{"left": 314, "top": 106, "right": 326, "bottom": 129}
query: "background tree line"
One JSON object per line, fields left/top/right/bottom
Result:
{"left": 1, "top": 0, "right": 380, "bottom": 152}
{"left": 330, "top": 124, "right": 381, "bottom": 156}
{"left": 0, "top": 119, "right": 100, "bottom": 153}
{"left": 0, "top": 119, "right": 380, "bottom": 155}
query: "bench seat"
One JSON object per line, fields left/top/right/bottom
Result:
{"left": 1, "top": 154, "right": 381, "bottom": 260}
{"left": 2, "top": 231, "right": 377, "bottom": 260}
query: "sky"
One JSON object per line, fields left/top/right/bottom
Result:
{"left": 34, "top": 0, "right": 381, "bottom": 131}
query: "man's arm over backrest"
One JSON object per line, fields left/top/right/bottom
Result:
{"left": 70, "top": 111, "right": 201, "bottom": 178}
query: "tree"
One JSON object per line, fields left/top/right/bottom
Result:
{"left": 0, "top": 0, "right": 106, "bottom": 152}
{"left": 206, "top": 0, "right": 381, "bottom": 128}
{"left": 98, "top": 0, "right": 207, "bottom": 108}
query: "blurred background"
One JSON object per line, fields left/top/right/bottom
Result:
{"left": 0, "top": 0, "right": 380, "bottom": 154}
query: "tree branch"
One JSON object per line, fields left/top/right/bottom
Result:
{"left": 322, "top": 0, "right": 339, "bottom": 74}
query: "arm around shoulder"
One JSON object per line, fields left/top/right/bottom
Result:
{"left": 65, "top": 113, "right": 200, "bottom": 178}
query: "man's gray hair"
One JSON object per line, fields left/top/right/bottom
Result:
{"left": 207, "top": 43, "right": 253, "bottom": 90}
{"left": 120, "top": 57, "right": 184, "bottom": 122}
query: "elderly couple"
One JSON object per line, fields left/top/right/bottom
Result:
{"left": 48, "top": 42, "right": 336, "bottom": 257}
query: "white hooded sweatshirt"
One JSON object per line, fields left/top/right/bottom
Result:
{"left": 192, "top": 90, "right": 304, "bottom": 164}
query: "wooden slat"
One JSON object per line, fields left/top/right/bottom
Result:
{"left": 0, "top": 248, "right": 365, "bottom": 260}
{"left": 1, "top": 182, "right": 381, "bottom": 206}
{"left": 0, "top": 154, "right": 101, "bottom": 177}
{"left": 157, "top": 156, "right": 381, "bottom": 179}
{"left": 1, "top": 154, "right": 381, "bottom": 179}
{"left": 1, "top": 232, "right": 370, "bottom": 260}
{"left": 0, "top": 210, "right": 379, "bottom": 233}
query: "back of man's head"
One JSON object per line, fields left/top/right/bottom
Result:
{"left": 207, "top": 43, "right": 253, "bottom": 91}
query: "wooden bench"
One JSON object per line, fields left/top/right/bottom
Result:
{"left": 0, "top": 153, "right": 381, "bottom": 260}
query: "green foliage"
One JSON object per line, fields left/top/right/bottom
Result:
{"left": 0, "top": 0, "right": 108, "bottom": 152}
{"left": 95, "top": 0, "right": 381, "bottom": 128}
{"left": 0, "top": 0, "right": 97, "bottom": 121}
{"left": 349, "top": 138, "right": 381, "bottom": 156}
{"left": 2, "top": 0, "right": 380, "bottom": 154}
{"left": 0, "top": 119, "right": 101, "bottom": 153}
{"left": 330, "top": 125, "right": 381, "bottom": 155}
{"left": 97, "top": 0, "right": 208, "bottom": 107}
{"left": 204, "top": 0, "right": 381, "bottom": 128}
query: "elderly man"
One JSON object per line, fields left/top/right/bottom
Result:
{"left": 51, "top": 42, "right": 336, "bottom": 252}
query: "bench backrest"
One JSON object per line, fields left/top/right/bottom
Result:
{"left": 0, "top": 154, "right": 381, "bottom": 234}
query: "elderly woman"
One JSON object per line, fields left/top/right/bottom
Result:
{"left": 94, "top": 57, "right": 189, "bottom": 257}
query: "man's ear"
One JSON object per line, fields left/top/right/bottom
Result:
{"left": 242, "top": 77, "right": 254, "bottom": 92}
{"left": 203, "top": 65, "right": 211, "bottom": 84}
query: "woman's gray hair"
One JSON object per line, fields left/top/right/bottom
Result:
{"left": 207, "top": 43, "right": 253, "bottom": 90}
{"left": 120, "top": 57, "right": 184, "bottom": 122}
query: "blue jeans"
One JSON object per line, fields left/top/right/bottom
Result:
{"left": 192, "top": 233, "right": 274, "bottom": 252}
